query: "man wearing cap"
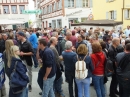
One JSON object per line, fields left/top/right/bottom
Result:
{"left": 17, "top": 31, "right": 34, "bottom": 92}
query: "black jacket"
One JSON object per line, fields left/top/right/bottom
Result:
{"left": 19, "top": 40, "right": 34, "bottom": 66}
{"left": 108, "top": 45, "right": 118, "bottom": 71}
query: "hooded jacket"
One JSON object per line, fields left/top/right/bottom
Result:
{"left": 9, "top": 57, "right": 29, "bottom": 83}
{"left": 91, "top": 52, "right": 105, "bottom": 75}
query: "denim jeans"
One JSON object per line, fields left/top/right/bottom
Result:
{"left": 42, "top": 75, "right": 55, "bottom": 97}
{"left": 9, "top": 87, "right": 28, "bottom": 97}
{"left": 75, "top": 78, "right": 90, "bottom": 97}
{"left": 37, "top": 71, "right": 43, "bottom": 90}
{"left": 65, "top": 71, "right": 78, "bottom": 97}
{"left": 92, "top": 75, "right": 105, "bottom": 97}
{"left": 54, "top": 76, "right": 65, "bottom": 97}
{"left": 32, "top": 48, "right": 38, "bottom": 68}
{"left": 20, "top": 87, "right": 28, "bottom": 97}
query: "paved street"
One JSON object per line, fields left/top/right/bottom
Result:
{"left": 4, "top": 68, "right": 118, "bottom": 97}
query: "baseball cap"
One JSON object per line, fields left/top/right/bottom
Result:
{"left": 18, "top": 32, "right": 25, "bottom": 37}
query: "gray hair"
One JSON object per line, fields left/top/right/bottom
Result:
{"left": 52, "top": 32, "right": 58, "bottom": 37}
{"left": 65, "top": 41, "right": 72, "bottom": 50}
{"left": 66, "top": 31, "right": 72, "bottom": 36}
{"left": 50, "top": 37, "right": 56, "bottom": 43}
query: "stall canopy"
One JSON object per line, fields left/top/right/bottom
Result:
{"left": 0, "top": 19, "right": 25, "bottom": 25}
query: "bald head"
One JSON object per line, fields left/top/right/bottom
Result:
{"left": 50, "top": 37, "right": 57, "bottom": 45}
{"left": 112, "top": 38, "right": 120, "bottom": 47}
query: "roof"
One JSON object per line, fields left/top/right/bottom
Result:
{"left": 71, "top": 20, "right": 123, "bottom": 26}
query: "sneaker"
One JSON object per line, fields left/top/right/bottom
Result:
{"left": 28, "top": 85, "right": 32, "bottom": 92}
{"left": 39, "top": 92, "right": 42, "bottom": 95}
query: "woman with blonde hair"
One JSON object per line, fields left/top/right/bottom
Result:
{"left": 3, "top": 39, "right": 14, "bottom": 78}
{"left": 73, "top": 44, "right": 94, "bottom": 97}
{"left": 9, "top": 45, "right": 29, "bottom": 97}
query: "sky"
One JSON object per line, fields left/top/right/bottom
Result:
{"left": 28, "top": 0, "right": 36, "bottom": 22}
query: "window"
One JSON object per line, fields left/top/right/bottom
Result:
{"left": 19, "top": 5, "right": 25, "bottom": 14}
{"left": 68, "top": 0, "right": 74, "bottom": 7}
{"left": 83, "top": 0, "right": 88, "bottom": 7}
{"left": 125, "top": 9, "right": 130, "bottom": 19}
{"left": 106, "top": 10, "right": 117, "bottom": 20}
{"left": 11, "top": 5, "right": 17, "bottom": 14}
{"left": 3, "top": 6, "right": 9, "bottom": 14}
{"left": 110, "top": 11, "right": 114, "bottom": 19}
{"left": 47, "top": 6, "right": 49, "bottom": 13}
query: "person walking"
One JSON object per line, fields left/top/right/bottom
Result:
{"left": 73, "top": 44, "right": 94, "bottom": 97}
{"left": 17, "top": 32, "right": 34, "bottom": 92}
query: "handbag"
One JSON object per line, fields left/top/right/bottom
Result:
{"left": 9, "top": 61, "right": 28, "bottom": 94}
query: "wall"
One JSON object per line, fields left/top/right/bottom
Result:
{"left": 123, "top": 0, "right": 130, "bottom": 29}
{"left": 93, "top": 0, "right": 130, "bottom": 29}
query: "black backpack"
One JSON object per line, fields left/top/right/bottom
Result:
{"left": 116, "top": 53, "right": 130, "bottom": 89}
{"left": 103, "top": 51, "right": 114, "bottom": 77}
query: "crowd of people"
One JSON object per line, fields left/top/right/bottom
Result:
{"left": 0, "top": 25, "right": 130, "bottom": 97}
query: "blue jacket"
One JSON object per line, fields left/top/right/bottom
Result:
{"left": 73, "top": 54, "right": 94, "bottom": 78}
{"left": 9, "top": 57, "right": 29, "bottom": 86}
{"left": 29, "top": 33, "right": 38, "bottom": 49}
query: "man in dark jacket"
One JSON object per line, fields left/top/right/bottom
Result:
{"left": 75, "top": 34, "right": 87, "bottom": 50}
{"left": 37, "top": 38, "right": 56, "bottom": 97}
{"left": 108, "top": 38, "right": 120, "bottom": 97}
{"left": 17, "top": 32, "right": 34, "bottom": 92}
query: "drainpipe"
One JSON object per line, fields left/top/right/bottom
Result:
{"left": 122, "top": 0, "right": 125, "bottom": 22}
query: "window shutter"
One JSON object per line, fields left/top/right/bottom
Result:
{"left": 76, "top": 0, "right": 79, "bottom": 7}
{"left": 79, "top": 0, "right": 83, "bottom": 7}
{"left": 64, "top": 0, "right": 68, "bottom": 8}
{"left": 106, "top": 12, "right": 109, "bottom": 19}
{"left": 89, "top": 0, "right": 93, "bottom": 7}
{"left": 124, "top": 9, "right": 128, "bottom": 19}
{"left": 106, "top": 0, "right": 109, "bottom": 2}
{"left": 114, "top": 10, "right": 117, "bottom": 20}
{"left": 59, "top": 0, "right": 62, "bottom": 9}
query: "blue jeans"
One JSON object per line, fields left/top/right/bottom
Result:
{"left": 75, "top": 78, "right": 90, "bottom": 97}
{"left": 9, "top": 87, "right": 28, "bottom": 97}
{"left": 92, "top": 75, "right": 105, "bottom": 97}
{"left": 54, "top": 76, "right": 65, "bottom": 96}
{"left": 42, "top": 75, "right": 55, "bottom": 97}
{"left": 33, "top": 48, "right": 38, "bottom": 68}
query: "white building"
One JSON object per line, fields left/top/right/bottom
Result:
{"left": 0, "top": 0, "right": 29, "bottom": 29}
{"left": 34, "top": 0, "right": 93, "bottom": 29}
{"left": 33, "top": 0, "right": 42, "bottom": 28}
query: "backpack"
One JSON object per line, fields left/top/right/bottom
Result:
{"left": 75, "top": 55, "right": 88, "bottom": 79}
{"left": 116, "top": 53, "right": 130, "bottom": 89}
{"left": 103, "top": 52, "right": 114, "bottom": 77}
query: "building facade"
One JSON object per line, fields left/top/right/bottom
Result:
{"left": 34, "top": 0, "right": 93, "bottom": 29}
{"left": 0, "top": 0, "right": 29, "bottom": 29}
{"left": 93, "top": 0, "right": 130, "bottom": 29}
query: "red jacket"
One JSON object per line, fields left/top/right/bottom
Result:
{"left": 91, "top": 52, "right": 105, "bottom": 75}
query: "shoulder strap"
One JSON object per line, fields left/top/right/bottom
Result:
{"left": 83, "top": 54, "right": 88, "bottom": 61}
{"left": 77, "top": 55, "right": 80, "bottom": 61}
{"left": 13, "top": 61, "right": 18, "bottom": 72}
